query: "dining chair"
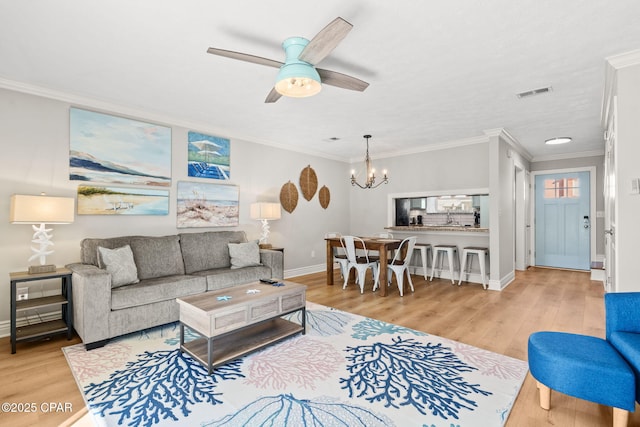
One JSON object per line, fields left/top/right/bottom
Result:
{"left": 341, "top": 235, "right": 380, "bottom": 293}
{"left": 379, "top": 236, "right": 416, "bottom": 297}
{"left": 325, "top": 232, "right": 349, "bottom": 279}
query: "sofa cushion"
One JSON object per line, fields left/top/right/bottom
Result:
{"left": 111, "top": 275, "right": 206, "bottom": 310}
{"left": 228, "top": 241, "right": 261, "bottom": 269}
{"left": 194, "top": 265, "right": 272, "bottom": 291}
{"left": 179, "top": 231, "right": 248, "bottom": 274}
{"left": 82, "top": 236, "right": 140, "bottom": 267}
{"left": 130, "top": 235, "right": 185, "bottom": 280}
{"left": 97, "top": 245, "right": 139, "bottom": 288}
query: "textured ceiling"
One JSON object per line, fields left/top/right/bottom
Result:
{"left": 1, "top": 1, "right": 639, "bottom": 162}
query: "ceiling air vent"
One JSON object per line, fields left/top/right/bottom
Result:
{"left": 516, "top": 86, "right": 553, "bottom": 99}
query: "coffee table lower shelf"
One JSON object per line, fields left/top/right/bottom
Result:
{"left": 181, "top": 317, "right": 304, "bottom": 373}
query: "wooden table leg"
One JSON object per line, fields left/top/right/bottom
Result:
{"left": 379, "top": 243, "right": 388, "bottom": 296}
{"left": 326, "top": 240, "right": 334, "bottom": 286}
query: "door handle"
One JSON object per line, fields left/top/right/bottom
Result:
{"left": 583, "top": 215, "right": 590, "bottom": 229}
{"left": 605, "top": 229, "right": 614, "bottom": 236}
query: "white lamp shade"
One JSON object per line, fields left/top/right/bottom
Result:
{"left": 10, "top": 194, "right": 75, "bottom": 224}
{"left": 250, "top": 202, "right": 281, "bottom": 221}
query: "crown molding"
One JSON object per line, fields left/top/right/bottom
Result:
{"left": 0, "top": 77, "right": 348, "bottom": 163}
{"left": 605, "top": 49, "right": 640, "bottom": 70}
{"left": 531, "top": 149, "right": 605, "bottom": 163}
{"left": 351, "top": 134, "right": 490, "bottom": 163}
{"left": 483, "top": 128, "right": 533, "bottom": 161}
{"left": 602, "top": 49, "right": 640, "bottom": 128}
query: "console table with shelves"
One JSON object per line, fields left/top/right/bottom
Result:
{"left": 9, "top": 267, "right": 73, "bottom": 354}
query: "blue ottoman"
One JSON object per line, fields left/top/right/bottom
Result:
{"left": 528, "top": 331, "right": 635, "bottom": 427}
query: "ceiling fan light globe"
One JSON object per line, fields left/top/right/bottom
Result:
{"left": 275, "top": 59, "right": 321, "bottom": 98}
{"left": 275, "top": 76, "right": 321, "bottom": 98}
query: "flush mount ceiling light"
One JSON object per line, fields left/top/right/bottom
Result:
{"left": 545, "top": 137, "right": 572, "bottom": 145}
{"left": 350, "top": 135, "right": 389, "bottom": 189}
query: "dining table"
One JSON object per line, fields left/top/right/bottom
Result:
{"left": 324, "top": 236, "right": 403, "bottom": 297}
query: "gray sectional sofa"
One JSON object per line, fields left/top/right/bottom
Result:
{"left": 67, "top": 230, "right": 283, "bottom": 349}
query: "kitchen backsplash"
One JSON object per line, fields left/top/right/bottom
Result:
{"left": 409, "top": 211, "right": 476, "bottom": 226}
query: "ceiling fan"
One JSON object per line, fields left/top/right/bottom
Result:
{"left": 207, "top": 17, "right": 369, "bottom": 103}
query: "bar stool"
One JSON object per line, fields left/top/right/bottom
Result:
{"left": 412, "top": 243, "right": 431, "bottom": 279}
{"left": 429, "top": 244, "right": 459, "bottom": 284}
{"left": 458, "top": 246, "right": 489, "bottom": 290}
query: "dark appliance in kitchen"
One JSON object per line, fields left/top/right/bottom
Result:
{"left": 395, "top": 198, "right": 410, "bottom": 226}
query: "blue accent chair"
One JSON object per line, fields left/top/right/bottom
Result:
{"left": 606, "top": 292, "right": 640, "bottom": 404}
{"left": 528, "top": 292, "right": 640, "bottom": 427}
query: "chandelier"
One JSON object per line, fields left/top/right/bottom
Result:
{"left": 350, "top": 135, "right": 389, "bottom": 189}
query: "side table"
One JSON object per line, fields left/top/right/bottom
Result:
{"left": 9, "top": 267, "right": 73, "bottom": 354}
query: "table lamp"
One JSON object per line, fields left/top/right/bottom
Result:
{"left": 10, "top": 193, "right": 75, "bottom": 274}
{"left": 250, "top": 202, "right": 281, "bottom": 248}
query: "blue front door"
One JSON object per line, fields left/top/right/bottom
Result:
{"left": 535, "top": 171, "right": 590, "bottom": 270}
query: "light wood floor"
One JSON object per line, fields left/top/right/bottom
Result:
{"left": 1, "top": 267, "right": 637, "bottom": 426}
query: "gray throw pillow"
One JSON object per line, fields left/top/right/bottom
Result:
{"left": 98, "top": 245, "right": 140, "bottom": 288}
{"left": 228, "top": 241, "right": 261, "bottom": 269}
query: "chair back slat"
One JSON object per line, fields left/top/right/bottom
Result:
{"left": 391, "top": 236, "right": 417, "bottom": 265}
{"left": 342, "top": 235, "right": 371, "bottom": 263}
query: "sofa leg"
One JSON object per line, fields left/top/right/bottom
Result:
{"left": 613, "top": 407, "right": 629, "bottom": 427}
{"left": 537, "top": 381, "right": 551, "bottom": 410}
{"left": 85, "top": 339, "right": 109, "bottom": 350}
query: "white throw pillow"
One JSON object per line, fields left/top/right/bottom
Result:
{"left": 98, "top": 245, "right": 140, "bottom": 288}
{"left": 228, "top": 241, "right": 261, "bottom": 269}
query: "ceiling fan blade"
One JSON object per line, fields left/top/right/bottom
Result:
{"left": 207, "top": 47, "right": 283, "bottom": 68}
{"left": 298, "top": 17, "right": 353, "bottom": 65}
{"left": 265, "top": 87, "right": 282, "bottom": 103}
{"left": 317, "top": 68, "right": 369, "bottom": 92}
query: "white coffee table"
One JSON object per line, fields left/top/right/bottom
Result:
{"left": 177, "top": 280, "right": 306, "bottom": 373}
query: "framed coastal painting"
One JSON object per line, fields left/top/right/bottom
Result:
{"left": 69, "top": 108, "right": 171, "bottom": 187}
{"left": 176, "top": 181, "right": 239, "bottom": 228}
{"left": 77, "top": 185, "right": 169, "bottom": 215}
{"left": 187, "top": 131, "right": 230, "bottom": 180}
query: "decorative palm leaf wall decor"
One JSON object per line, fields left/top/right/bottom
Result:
{"left": 319, "top": 185, "right": 330, "bottom": 209}
{"left": 299, "top": 165, "right": 318, "bottom": 201}
{"left": 279, "top": 181, "right": 299, "bottom": 213}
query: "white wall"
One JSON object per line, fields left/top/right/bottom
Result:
{"left": 0, "top": 87, "right": 350, "bottom": 326}
{"left": 615, "top": 63, "right": 640, "bottom": 291}
{"left": 348, "top": 142, "right": 490, "bottom": 235}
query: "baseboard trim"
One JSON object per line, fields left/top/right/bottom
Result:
{"left": 489, "top": 270, "right": 516, "bottom": 291}
{"left": 284, "top": 263, "right": 327, "bottom": 278}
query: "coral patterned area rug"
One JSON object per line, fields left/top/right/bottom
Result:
{"left": 63, "top": 302, "right": 527, "bottom": 427}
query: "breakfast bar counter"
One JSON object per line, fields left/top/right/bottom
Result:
{"left": 386, "top": 225, "right": 489, "bottom": 233}
{"left": 387, "top": 226, "right": 489, "bottom": 285}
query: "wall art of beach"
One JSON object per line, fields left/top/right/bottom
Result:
{"left": 187, "top": 131, "right": 230, "bottom": 180}
{"left": 69, "top": 108, "right": 171, "bottom": 187}
{"left": 77, "top": 185, "right": 169, "bottom": 215}
{"left": 177, "top": 181, "right": 238, "bottom": 228}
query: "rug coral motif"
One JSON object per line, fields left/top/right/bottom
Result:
{"left": 63, "top": 302, "right": 528, "bottom": 426}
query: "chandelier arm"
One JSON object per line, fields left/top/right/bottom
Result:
{"left": 351, "top": 179, "right": 369, "bottom": 189}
